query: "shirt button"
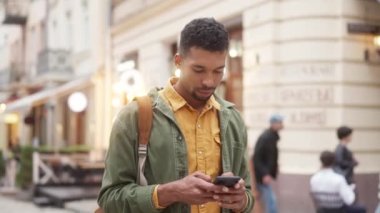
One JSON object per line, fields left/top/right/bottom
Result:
{"left": 198, "top": 151, "right": 203, "bottom": 155}
{"left": 200, "top": 204, "right": 205, "bottom": 208}
{"left": 197, "top": 124, "right": 201, "bottom": 128}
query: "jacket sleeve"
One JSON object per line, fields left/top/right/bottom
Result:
{"left": 97, "top": 104, "right": 161, "bottom": 213}
{"left": 335, "top": 146, "right": 356, "bottom": 169}
{"left": 338, "top": 176, "right": 355, "bottom": 205}
{"left": 253, "top": 135, "right": 269, "bottom": 178}
{"left": 237, "top": 121, "right": 255, "bottom": 213}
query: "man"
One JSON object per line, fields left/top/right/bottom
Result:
{"left": 334, "top": 126, "right": 358, "bottom": 184}
{"left": 310, "top": 151, "right": 366, "bottom": 213}
{"left": 252, "top": 114, "right": 283, "bottom": 213}
{"left": 97, "top": 18, "right": 254, "bottom": 213}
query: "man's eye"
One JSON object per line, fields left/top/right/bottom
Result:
{"left": 193, "top": 69, "right": 203, "bottom": 73}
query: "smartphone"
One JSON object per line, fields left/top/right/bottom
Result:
{"left": 214, "top": 176, "right": 241, "bottom": 187}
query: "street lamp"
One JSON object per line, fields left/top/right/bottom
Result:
{"left": 120, "top": 68, "right": 143, "bottom": 94}
{"left": 0, "top": 103, "right": 6, "bottom": 113}
{"left": 67, "top": 92, "right": 88, "bottom": 112}
{"left": 175, "top": 68, "right": 181, "bottom": 77}
{"left": 228, "top": 39, "right": 243, "bottom": 58}
{"left": 374, "top": 35, "right": 380, "bottom": 47}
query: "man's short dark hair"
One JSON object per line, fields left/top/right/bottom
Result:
{"left": 336, "top": 126, "right": 353, "bottom": 140}
{"left": 320, "top": 151, "right": 335, "bottom": 167}
{"left": 179, "top": 18, "right": 229, "bottom": 56}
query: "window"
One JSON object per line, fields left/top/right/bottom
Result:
{"left": 66, "top": 11, "right": 72, "bottom": 50}
{"left": 225, "top": 25, "right": 243, "bottom": 111}
{"left": 40, "top": 21, "right": 46, "bottom": 50}
{"left": 81, "top": 1, "right": 90, "bottom": 50}
{"left": 170, "top": 42, "right": 178, "bottom": 77}
{"left": 81, "top": 0, "right": 88, "bottom": 9}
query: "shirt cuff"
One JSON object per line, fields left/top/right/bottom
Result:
{"left": 152, "top": 185, "right": 165, "bottom": 209}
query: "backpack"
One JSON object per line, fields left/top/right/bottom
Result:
{"left": 95, "top": 96, "right": 153, "bottom": 213}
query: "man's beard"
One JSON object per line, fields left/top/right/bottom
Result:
{"left": 191, "top": 87, "right": 215, "bottom": 101}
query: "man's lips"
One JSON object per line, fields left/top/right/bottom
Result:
{"left": 198, "top": 89, "right": 214, "bottom": 95}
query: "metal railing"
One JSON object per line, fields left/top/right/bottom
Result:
{"left": 37, "top": 49, "right": 73, "bottom": 77}
{"left": 0, "top": 63, "right": 24, "bottom": 86}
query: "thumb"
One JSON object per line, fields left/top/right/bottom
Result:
{"left": 221, "top": 172, "right": 234, "bottom": 177}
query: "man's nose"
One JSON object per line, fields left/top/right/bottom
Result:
{"left": 201, "top": 74, "right": 214, "bottom": 87}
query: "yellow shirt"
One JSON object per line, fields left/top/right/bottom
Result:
{"left": 153, "top": 78, "right": 222, "bottom": 213}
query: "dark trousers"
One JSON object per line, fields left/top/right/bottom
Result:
{"left": 344, "top": 204, "right": 366, "bottom": 213}
{"left": 317, "top": 205, "right": 366, "bottom": 213}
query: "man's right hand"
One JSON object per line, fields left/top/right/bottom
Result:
{"left": 262, "top": 175, "right": 273, "bottom": 185}
{"left": 157, "top": 171, "right": 219, "bottom": 207}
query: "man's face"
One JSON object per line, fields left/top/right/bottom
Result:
{"left": 175, "top": 47, "right": 226, "bottom": 102}
{"left": 344, "top": 134, "right": 352, "bottom": 143}
{"left": 271, "top": 122, "right": 284, "bottom": 131}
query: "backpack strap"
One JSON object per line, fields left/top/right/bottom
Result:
{"left": 136, "top": 96, "right": 153, "bottom": 146}
{"left": 135, "top": 96, "right": 153, "bottom": 186}
{"left": 94, "top": 96, "right": 153, "bottom": 213}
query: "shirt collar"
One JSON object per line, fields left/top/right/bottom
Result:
{"left": 162, "top": 77, "right": 220, "bottom": 112}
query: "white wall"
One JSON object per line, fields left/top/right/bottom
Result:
{"left": 243, "top": 0, "right": 380, "bottom": 174}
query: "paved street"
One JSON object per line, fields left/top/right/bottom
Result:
{"left": 0, "top": 195, "right": 97, "bottom": 213}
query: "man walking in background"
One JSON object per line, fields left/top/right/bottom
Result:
{"left": 334, "top": 126, "right": 358, "bottom": 185}
{"left": 252, "top": 114, "right": 284, "bottom": 213}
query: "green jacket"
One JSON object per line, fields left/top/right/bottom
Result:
{"left": 98, "top": 89, "right": 254, "bottom": 213}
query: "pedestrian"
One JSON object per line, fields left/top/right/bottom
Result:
{"left": 334, "top": 126, "right": 358, "bottom": 185}
{"left": 97, "top": 18, "right": 254, "bottom": 213}
{"left": 310, "top": 150, "right": 366, "bottom": 213}
{"left": 252, "top": 114, "right": 284, "bottom": 213}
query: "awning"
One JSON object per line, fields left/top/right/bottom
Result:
{"left": 3, "top": 76, "right": 94, "bottom": 113}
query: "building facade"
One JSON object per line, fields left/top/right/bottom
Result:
{"left": 0, "top": 0, "right": 108, "bottom": 158}
{"left": 109, "top": 0, "right": 380, "bottom": 212}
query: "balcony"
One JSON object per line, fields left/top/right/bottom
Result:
{"left": 0, "top": 63, "right": 23, "bottom": 86}
{"left": 2, "top": 0, "right": 29, "bottom": 25}
{"left": 0, "top": 69, "right": 10, "bottom": 85}
{"left": 37, "top": 49, "right": 73, "bottom": 81}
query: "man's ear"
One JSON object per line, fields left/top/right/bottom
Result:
{"left": 174, "top": 54, "right": 182, "bottom": 67}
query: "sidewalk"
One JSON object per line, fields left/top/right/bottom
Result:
{"left": 0, "top": 195, "right": 97, "bottom": 213}
{"left": 0, "top": 194, "right": 71, "bottom": 213}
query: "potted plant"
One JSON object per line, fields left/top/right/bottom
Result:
{"left": 0, "top": 150, "right": 5, "bottom": 180}
{"left": 16, "top": 146, "right": 34, "bottom": 189}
